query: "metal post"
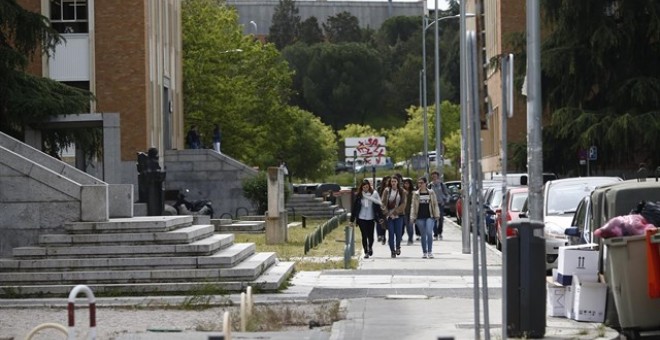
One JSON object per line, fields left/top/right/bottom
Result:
{"left": 434, "top": 0, "right": 443, "bottom": 179}
{"left": 460, "top": 0, "right": 470, "bottom": 255}
{"left": 500, "top": 54, "right": 514, "bottom": 340}
{"left": 353, "top": 150, "right": 357, "bottom": 189}
{"left": 527, "top": 0, "right": 543, "bottom": 222}
{"left": 422, "top": 13, "right": 430, "bottom": 178}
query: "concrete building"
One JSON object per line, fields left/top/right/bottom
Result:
{"left": 226, "top": 0, "right": 424, "bottom": 37}
{"left": 18, "top": 0, "right": 185, "bottom": 185}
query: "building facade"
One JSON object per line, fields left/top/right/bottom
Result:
{"left": 19, "top": 0, "right": 184, "bottom": 184}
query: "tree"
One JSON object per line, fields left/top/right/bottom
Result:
{"left": 183, "top": 0, "right": 294, "bottom": 168}
{"left": 283, "top": 42, "right": 385, "bottom": 131}
{"left": 0, "top": 0, "right": 92, "bottom": 140}
{"left": 322, "top": 11, "right": 362, "bottom": 43}
{"left": 299, "top": 16, "right": 324, "bottom": 45}
{"left": 538, "top": 1, "right": 660, "bottom": 171}
{"left": 268, "top": 0, "right": 300, "bottom": 50}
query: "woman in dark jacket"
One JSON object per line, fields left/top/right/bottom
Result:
{"left": 350, "top": 179, "right": 382, "bottom": 259}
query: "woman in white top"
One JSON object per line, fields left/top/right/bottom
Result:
{"left": 350, "top": 179, "right": 382, "bottom": 259}
{"left": 410, "top": 177, "right": 441, "bottom": 258}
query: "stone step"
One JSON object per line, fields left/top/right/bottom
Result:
{"left": 38, "top": 224, "right": 215, "bottom": 246}
{"left": 0, "top": 252, "right": 278, "bottom": 285}
{"left": 64, "top": 216, "right": 194, "bottom": 234}
{"left": 0, "top": 261, "right": 295, "bottom": 297}
{"left": 215, "top": 223, "right": 265, "bottom": 234}
{"left": 12, "top": 234, "right": 234, "bottom": 259}
{"left": 0, "top": 243, "right": 256, "bottom": 272}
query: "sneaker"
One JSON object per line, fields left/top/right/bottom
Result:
{"left": 407, "top": 240, "right": 413, "bottom": 246}
{"left": 416, "top": 236, "right": 421, "bottom": 241}
{"left": 364, "top": 254, "right": 370, "bottom": 259}
{"left": 422, "top": 253, "right": 428, "bottom": 259}
{"left": 434, "top": 235, "right": 438, "bottom": 241}
{"left": 391, "top": 252, "right": 396, "bottom": 258}
{"left": 396, "top": 248, "right": 401, "bottom": 256}
{"left": 369, "top": 249, "right": 373, "bottom": 256}
{"left": 428, "top": 253, "right": 434, "bottom": 258}
{"left": 381, "top": 238, "right": 386, "bottom": 245}
{"left": 438, "top": 235, "right": 443, "bottom": 240}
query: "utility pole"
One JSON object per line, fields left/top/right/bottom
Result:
{"left": 527, "top": 0, "right": 543, "bottom": 221}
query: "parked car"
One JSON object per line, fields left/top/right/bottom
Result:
{"left": 335, "top": 161, "right": 352, "bottom": 174}
{"left": 565, "top": 180, "right": 660, "bottom": 246}
{"left": 354, "top": 157, "right": 394, "bottom": 173}
{"left": 542, "top": 176, "right": 622, "bottom": 270}
{"left": 495, "top": 186, "right": 529, "bottom": 250}
{"left": 486, "top": 172, "right": 558, "bottom": 186}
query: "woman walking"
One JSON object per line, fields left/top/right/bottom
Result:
{"left": 350, "top": 179, "right": 382, "bottom": 259}
{"left": 410, "top": 177, "right": 441, "bottom": 258}
{"left": 381, "top": 176, "right": 407, "bottom": 258}
{"left": 402, "top": 178, "right": 415, "bottom": 246}
{"left": 376, "top": 176, "right": 391, "bottom": 245}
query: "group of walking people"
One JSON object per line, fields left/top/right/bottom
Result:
{"left": 350, "top": 171, "right": 450, "bottom": 259}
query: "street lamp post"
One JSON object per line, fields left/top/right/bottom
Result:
{"left": 423, "top": 13, "right": 474, "bottom": 179}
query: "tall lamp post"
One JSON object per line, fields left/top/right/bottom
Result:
{"left": 423, "top": 12, "right": 474, "bottom": 178}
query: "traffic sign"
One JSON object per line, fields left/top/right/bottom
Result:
{"left": 588, "top": 146, "right": 597, "bottom": 161}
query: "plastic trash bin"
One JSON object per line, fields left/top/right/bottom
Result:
{"left": 604, "top": 235, "right": 660, "bottom": 330}
{"left": 506, "top": 220, "right": 546, "bottom": 338}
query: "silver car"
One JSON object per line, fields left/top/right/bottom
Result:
{"left": 543, "top": 176, "right": 622, "bottom": 270}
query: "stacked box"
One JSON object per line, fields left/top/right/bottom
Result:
{"left": 556, "top": 244, "right": 599, "bottom": 286}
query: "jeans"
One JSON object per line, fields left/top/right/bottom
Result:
{"left": 356, "top": 218, "right": 375, "bottom": 254}
{"left": 386, "top": 216, "right": 404, "bottom": 252}
{"left": 434, "top": 205, "right": 445, "bottom": 236}
{"left": 418, "top": 217, "right": 435, "bottom": 253}
{"left": 404, "top": 215, "right": 414, "bottom": 242}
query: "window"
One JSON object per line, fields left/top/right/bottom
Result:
{"left": 50, "top": 0, "right": 88, "bottom": 33}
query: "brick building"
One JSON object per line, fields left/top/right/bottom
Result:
{"left": 18, "top": 0, "right": 184, "bottom": 184}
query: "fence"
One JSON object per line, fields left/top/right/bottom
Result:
{"left": 303, "top": 213, "right": 348, "bottom": 255}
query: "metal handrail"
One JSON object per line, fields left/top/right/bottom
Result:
{"left": 235, "top": 207, "right": 249, "bottom": 219}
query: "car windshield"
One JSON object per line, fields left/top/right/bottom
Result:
{"left": 490, "top": 187, "right": 503, "bottom": 208}
{"left": 509, "top": 192, "right": 528, "bottom": 211}
{"left": 546, "top": 184, "right": 593, "bottom": 215}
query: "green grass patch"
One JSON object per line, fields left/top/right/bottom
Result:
{"left": 233, "top": 218, "right": 362, "bottom": 271}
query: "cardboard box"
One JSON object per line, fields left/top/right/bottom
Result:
{"left": 556, "top": 244, "right": 599, "bottom": 286}
{"left": 571, "top": 275, "right": 607, "bottom": 323}
{"left": 564, "top": 283, "right": 574, "bottom": 319}
{"left": 546, "top": 278, "right": 567, "bottom": 317}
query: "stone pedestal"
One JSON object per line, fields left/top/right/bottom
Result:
{"left": 265, "top": 167, "right": 288, "bottom": 244}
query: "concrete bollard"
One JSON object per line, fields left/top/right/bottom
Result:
{"left": 223, "top": 311, "right": 231, "bottom": 340}
{"left": 240, "top": 292, "right": 246, "bottom": 332}
{"left": 246, "top": 286, "right": 253, "bottom": 317}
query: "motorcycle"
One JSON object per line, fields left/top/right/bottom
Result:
{"left": 169, "top": 189, "right": 214, "bottom": 218}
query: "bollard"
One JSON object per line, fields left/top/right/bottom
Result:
{"left": 246, "top": 286, "right": 253, "bottom": 317}
{"left": 26, "top": 323, "right": 68, "bottom": 339}
{"left": 223, "top": 311, "right": 231, "bottom": 340}
{"left": 302, "top": 215, "right": 307, "bottom": 228}
{"left": 67, "top": 284, "right": 97, "bottom": 340}
{"left": 240, "top": 292, "right": 246, "bottom": 332}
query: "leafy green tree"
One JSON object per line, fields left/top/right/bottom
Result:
{"left": 268, "top": 0, "right": 300, "bottom": 50}
{"left": 284, "top": 42, "right": 385, "bottom": 131}
{"left": 299, "top": 16, "right": 324, "bottom": 45}
{"left": 183, "top": 0, "right": 293, "bottom": 168}
{"left": 538, "top": 1, "right": 660, "bottom": 171}
{"left": 0, "top": 0, "right": 92, "bottom": 141}
{"left": 322, "top": 11, "right": 362, "bottom": 43}
{"left": 282, "top": 106, "right": 337, "bottom": 180}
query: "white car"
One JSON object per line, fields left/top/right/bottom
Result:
{"left": 543, "top": 176, "right": 622, "bottom": 271}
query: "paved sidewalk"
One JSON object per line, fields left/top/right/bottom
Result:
{"left": 0, "top": 218, "right": 619, "bottom": 340}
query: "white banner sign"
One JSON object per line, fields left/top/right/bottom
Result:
{"left": 344, "top": 136, "right": 387, "bottom": 165}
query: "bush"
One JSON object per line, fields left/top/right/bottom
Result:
{"left": 242, "top": 172, "right": 290, "bottom": 215}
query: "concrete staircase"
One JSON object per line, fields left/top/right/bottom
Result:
{"left": 286, "top": 194, "right": 346, "bottom": 219}
{"left": 212, "top": 217, "right": 266, "bottom": 234}
{"left": 0, "top": 216, "right": 294, "bottom": 297}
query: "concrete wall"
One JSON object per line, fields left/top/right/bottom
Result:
{"left": 164, "top": 149, "right": 259, "bottom": 219}
{"left": 227, "top": 0, "right": 424, "bottom": 36}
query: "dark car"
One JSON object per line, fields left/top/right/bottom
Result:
{"left": 335, "top": 161, "right": 352, "bottom": 174}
